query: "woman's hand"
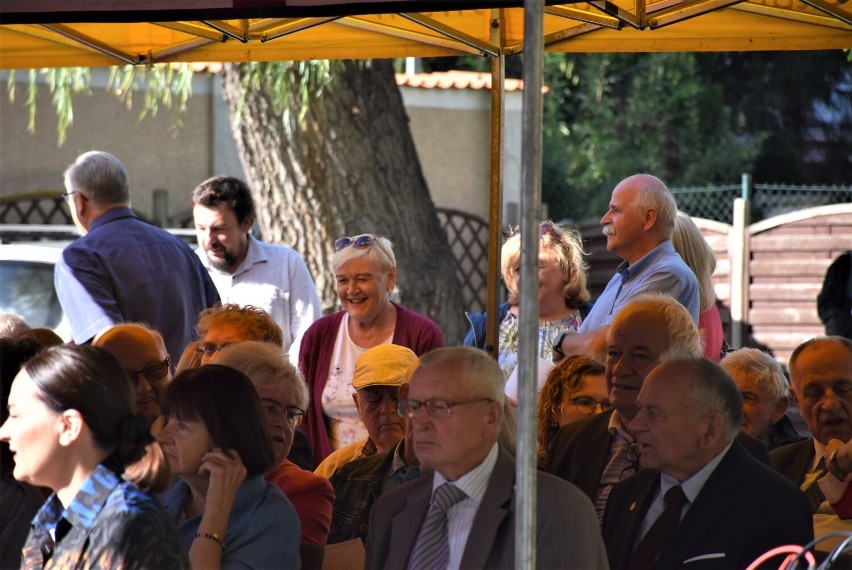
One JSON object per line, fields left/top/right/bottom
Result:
{"left": 201, "top": 447, "right": 247, "bottom": 511}
{"left": 189, "top": 448, "right": 247, "bottom": 570}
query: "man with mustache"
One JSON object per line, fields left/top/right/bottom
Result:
{"left": 553, "top": 174, "right": 699, "bottom": 359}
{"left": 192, "top": 176, "right": 322, "bottom": 363}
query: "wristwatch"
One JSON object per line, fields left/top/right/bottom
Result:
{"left": 552, "top": 332, "right": 568, "bottom": 361}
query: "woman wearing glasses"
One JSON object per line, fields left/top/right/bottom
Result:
{"left": 537, "top": 355, "right": 608, "bottom": 466}
{"left": 216, "top": 341, "right": 334, "bottom": 546}
{"left": 157, "top": 365, "right": 300, "bottom": 569}
{"left": 299, "top": 234, "right": 443, "bottom": 467}
{"left": 464, "top": 221, "right": 592, "bottom": 380}
{"left": 1, "top": 345, "right": 181, "bottom": 569}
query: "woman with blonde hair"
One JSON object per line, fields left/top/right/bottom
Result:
{"left": 465, "top": 221, "right": 592, "bottom": 380}
{"left": 672, "top": 211, "right": 724, "bottom": 361}
{"left": 299, "top": 234, "right": 443, "bottom": 466}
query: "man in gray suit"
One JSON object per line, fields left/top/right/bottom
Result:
{"left": 365, "top": 347, "right": 607, "bottom": 569}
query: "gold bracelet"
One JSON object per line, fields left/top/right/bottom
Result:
{"left": 194, "top": 531, "right": 226, "bottom": 550}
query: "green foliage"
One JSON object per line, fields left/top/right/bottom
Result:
{"left": 542, "top": 53, "right": 767, "bottom": 221}
{"left": 231, "top": 60, "right": 337, "bottom": 135}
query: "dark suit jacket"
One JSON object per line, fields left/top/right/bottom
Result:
{"left": 770, "top": 438, "right": 815, "bottom": 486}
{"left": 546, "top": 409, "right": 771, "bottom": 503}
{"left": 603, "top": 440, "right": 813, "bottom": 570}
{"left": 365, "top": 446, "right": 608, "bottom": 570}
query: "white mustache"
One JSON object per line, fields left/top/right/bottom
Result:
{"left": 602, "top": 224, "right": 615, "bottom": 236}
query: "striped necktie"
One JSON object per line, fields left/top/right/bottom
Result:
{"left": 408, "top": 483, "right": 467, "bottom": 570}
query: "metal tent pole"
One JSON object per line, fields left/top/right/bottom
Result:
{"left": 516, "top": 1, "right": 544, "bottom": 569}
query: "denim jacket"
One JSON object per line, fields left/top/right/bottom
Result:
{"left": 327, "top": 442, "right": 421, "bottom": 544}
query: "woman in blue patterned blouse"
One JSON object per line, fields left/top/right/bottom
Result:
{"left": 0, "top": 345, "right": 182, "bottom": 569}
{"left": 157, "top": 365, "right": 301, "bottom": 569}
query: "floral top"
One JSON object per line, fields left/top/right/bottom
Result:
{"left": 20, "top": 464, "right": 183, "bottom": 570}
{"left": 497, "top": 310, "right": 582, "bottom": 379}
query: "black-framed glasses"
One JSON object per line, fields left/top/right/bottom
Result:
{"left": 397, "top": 397, "right": 493, "bottom": 419}
{"left": 620, "top": 442, "right": 641, "bottom": 482}
{"left": 334, "top": 234, "right": 377, "bottom": 251}
{"left": 195, "top": 344, "right": 229, "bottom": 358}
{"left": 567, "top": 396, "right": 613, "bottom": 416}
{"left": 261, "top": 399, "right": 305, "bottom": 426}
{"left": 126, "top": 359, "right": 170, "bottom": 385}
{"left": 61, "top": 191, "right": 88, "bottom": 203}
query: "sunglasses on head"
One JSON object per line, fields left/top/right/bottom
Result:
{"left": 334, "top": 234, "right": 378, "bottom": 251}
{"left": 510, "top": 221, "right": 557, "bottom": 238}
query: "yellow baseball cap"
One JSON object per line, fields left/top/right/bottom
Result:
{"left": 351, "top": 344, "right": 418, "bottom": 390}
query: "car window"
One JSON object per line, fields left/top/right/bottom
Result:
{"left": 0, "top": 260, "right": 63, "bottom": 329}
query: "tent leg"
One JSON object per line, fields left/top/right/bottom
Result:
{"left": 516, "top": 1, "right": 544, "bottom": 570}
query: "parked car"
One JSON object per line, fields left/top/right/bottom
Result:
{"left": 0, "top": 224, "right": 197, "bottom": 342}
{"left": 0, "top": 241, "right": 71, "bottom": 340}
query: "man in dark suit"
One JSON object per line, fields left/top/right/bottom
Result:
{"left": 365, "top": 347, "right": 607, "bottom": 570}
{"left": 547, "top": 294, "right": 769, "bottom": 522}
{"left": 771, "top": 336, "right": 852, "bottom": 555}
{"left": 603, "top": 358, "right": 812, "bottom": 570}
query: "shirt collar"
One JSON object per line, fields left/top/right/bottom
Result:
{"left": 660, "top": 441, "right": 734, "bottom": 504}
{"left": 34, "top": 464, "right": 122, "bottom": 533}
{"left": 615, "top": 240, "right": 675, "bottom": 283}
{"left": 609, "top": 410, "right": 634, "bottom": 442}
{"left": 432, "top": 442, "right": 499, "bottom": 504}
{"left": 89, "top": 207, "right": 136, "bottom": 232}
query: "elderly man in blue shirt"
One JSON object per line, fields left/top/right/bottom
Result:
{"left": 55, "top": 151, "right": 220, "bottom": 360}
{"left": 554, "top": 173, "right": 699, "bottom": 360}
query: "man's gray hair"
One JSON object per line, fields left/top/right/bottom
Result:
{"left": 64, "top": 151, "right": 130, "bottom": 206}
{"left": 217, "top": 341, "right": 309, "bottom": 410}
{"left": 417, "top": 347, "right": 506, "bottom": 407}
{"left": 623, "top": 293, "right": 703, "bottom": 361}
{"left": 631, "top": 174, "right": 678, "bottom": 240}
{"left": 670, "top": 357, "right": 744, "bottom": 442}
{"left": 721, "top": 348, "right": 788, "bottom": 401}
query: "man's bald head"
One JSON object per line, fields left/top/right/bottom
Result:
{"left": 93, "top": 323, "right": 171, "bottom": 423}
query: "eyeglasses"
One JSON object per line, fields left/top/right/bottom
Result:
{"left": 567, "top": 396, "right": 613, "bottom": 416}
{"left": 126, "top": 359, "right": 170, "bottom": 385}
{"left": 61, "top": 191, "right": 88, "bottom": 203}
{"left": 334, "top": 234, "right": 377, "bottom": 251}
{"left": 195, "top": 344, "right": 229, "bottom": 358}
{"left": 261, "top": 399, "right": 305, "bottom": 426}
{"left": 509, "top": 221, "right": 557, "bottom": 238}
{"left": 620, "top": 442, "right": 641, "bottom": 482}
{"left": 397, "top": 397, "right": 493, "bottom": 419}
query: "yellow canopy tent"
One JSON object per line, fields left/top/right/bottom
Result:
{"left": 0, "top": 1, "right": 850, "bottom": 69}
{"left": 1, "top": 2, "right": 849, "bottom": 566}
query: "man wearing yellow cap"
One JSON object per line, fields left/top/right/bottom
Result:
{"left": 314, "top": 344, "right": 418, "bottom": 478}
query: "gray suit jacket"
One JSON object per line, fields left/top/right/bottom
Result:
{"left": 365, "top": 446, "right": 608, "bottom": 570}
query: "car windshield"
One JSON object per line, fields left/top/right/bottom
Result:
{"left": 0, "top": 260, "right": 63, "bottom": 329}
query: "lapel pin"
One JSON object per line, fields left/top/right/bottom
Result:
{"left": 629, "top": 502, "right": 637, "bottom": 511}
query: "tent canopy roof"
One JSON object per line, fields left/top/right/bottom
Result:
{"left": 1, "top": 0, "right": 850, "bottom": 69}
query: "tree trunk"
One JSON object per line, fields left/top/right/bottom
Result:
{"left": 220, "top": 59, "right": 465, "bottom": 344}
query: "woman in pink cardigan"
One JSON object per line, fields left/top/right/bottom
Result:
{"left": 299, "top": 234, "right": 443, "bottom": 467}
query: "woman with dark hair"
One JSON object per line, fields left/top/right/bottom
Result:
{"left": 0, "top": 344, "right": 181, "bottom": 569}
{"left": 157, "top": 365, "right": 300, "bottom": 569}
